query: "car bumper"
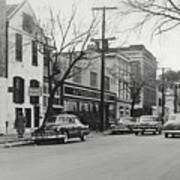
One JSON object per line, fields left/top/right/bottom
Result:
{"left": 163, "top": 130, "right": 180, "bottom": 134}
{"left": 32, "top": 134, "right": 65, "bottom": 141}
{"left": 111, "top": 128, "right": 131, "bottom": 133}
{"left": 133, "top": 128, "right": 158, "bottom": 132}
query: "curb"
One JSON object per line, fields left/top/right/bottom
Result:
{"left": 4, "top": 140, "right": 34, "bottom": 148}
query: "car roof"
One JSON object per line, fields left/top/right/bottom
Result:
{"left": 50, "top": 114, "right": 77, "bottom": 118}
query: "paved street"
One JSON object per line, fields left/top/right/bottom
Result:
{"left": 1, "top": 134, "right": 180, "bottom": 180}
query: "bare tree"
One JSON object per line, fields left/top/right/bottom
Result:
{"left": 119, "top": 0, "right": 180, "bottom": 37}
{"left": 35, "top": 7, "right": 97, "bottom": 126}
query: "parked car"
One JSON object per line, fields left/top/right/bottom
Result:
{"left": 110, "top": 116, "right": 136, "bottom": 134}
{"left": 133, "top": 115, "right": 162, "bottom": 135}
{"left": 163, "top": 114, "right": 180, "bottom": 138}
{"left": 32, "top": 114, "right": 90, "bottom": 144}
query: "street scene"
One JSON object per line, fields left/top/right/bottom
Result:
{"left": 1, "top": 0, "right": 180, "bottom": 179}
{"left": 1, "top": 134, "right": 180, "bottom": 180}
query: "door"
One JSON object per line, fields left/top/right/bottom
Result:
{"left": 68, "top": 117, "right": 79, "bottom": 138}
{"left": 15, "top": 108, "right": 23, "bottom": 120}
{"left": 34, "top": 106, "right": 40, "bottom": 128}
{"left": 25, "top": 108, "right": 31, "bottom": 128}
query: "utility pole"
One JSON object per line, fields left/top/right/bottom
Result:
{"left": 161, "top": 67, "right": 165, "bottom": 124}
{"left": 174, "top": 83, "right": 177, "bottom": 113}
{"left": 92, "top": 7, "right": 117, "bottom": 132}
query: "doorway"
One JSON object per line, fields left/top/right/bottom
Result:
{"left": 25, "top": 108, "right": 31, "bottom": 128}
{"left": 34, "top": 106, "right": 40, "bottom": 127}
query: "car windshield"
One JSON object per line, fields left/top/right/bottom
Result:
{"left": 47, "top": 116, "right": 68, "bottom": 125}
{"left": 140, "top": 116, "right": 158, "bottom": 122}
{"left": 168, "top": 114, "right": 180, "bottom": 121}
{"left": 74, "top": 118, "right": 83, "bottom": 125}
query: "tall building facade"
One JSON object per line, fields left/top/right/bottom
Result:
{"left": 119, "top": 45, "right": 157, "bottom": 116}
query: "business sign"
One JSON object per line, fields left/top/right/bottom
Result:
{"left": 28, "top": 87, "right": 42, "bottom": 96}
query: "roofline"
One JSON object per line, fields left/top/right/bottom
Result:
{"left": 7, "top": 0, "right": 26, "bottom": 19}
{"left": 106, "top": 53, "right": 130, "bottom": 63}
{"left": 7, "top": 0, "right": 36, "bottom": 21}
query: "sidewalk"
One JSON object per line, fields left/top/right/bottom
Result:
{"left": 0, "top": 130, "right": 111, "bottom": 148}
{"left": 0, "top": 133, "right": 34, "bottom": 148}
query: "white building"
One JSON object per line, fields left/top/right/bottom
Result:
{"left": 0, "top": 0, "right": 44, "bottom": 134}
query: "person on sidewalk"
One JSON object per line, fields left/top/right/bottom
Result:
{"left": 14, "top": 112, "right": 26, "bottom": 139}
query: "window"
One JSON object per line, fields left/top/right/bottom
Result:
{"left": 73, "top": 67, "right": 81, "bottom": 83}
{"left": 32, "top": 41, "right": 38, "bottom": 66}
{"left": 104, "top": 76, "right": 110, "bottom": 91}
{"left": 23, "top": 13, "right": 34, "bottom": 34}
{"left": 43, "top": 84, "right": 49, "bottom": 94}
{"left": 43, "top": 96, "right": 48, "bottom": 107}
{"left": 15, "top": 33, "right": 22, "bottom": 62}
{"left": 90, "top": 72, "right": 97, "bottom": 87}
{"left": 13, "top": 77, "right": 24, "bottom": 103}
{"left": 15, "top": 108, "right": 23, "bottom": 120}
{"left": 43, "top": 45, "right": 49, "bottom": 66}
{"left": 159, "top": 98, "right": 162, "bottom": 106}
{"left": 30, "top": 80, "right": 39, "bottom": 104}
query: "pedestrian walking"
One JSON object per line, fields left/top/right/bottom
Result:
{"left": 14, "top": 112, "right": 26, "bottom": 138}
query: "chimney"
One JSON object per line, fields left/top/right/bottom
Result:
{"left": 0, "top": 0, "right": 6, "bottom": 77}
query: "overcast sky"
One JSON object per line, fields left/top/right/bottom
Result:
{"left": 7, "top": 0, "right": 180, "bottom": 72}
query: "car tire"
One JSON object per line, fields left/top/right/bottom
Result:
{"left": 164, "top": 133, "right": 168, "bottom": 138}
{"left": 63, "top": 132, "right": 69, "bottom": 144}
{"left": 135, "top": 132, "right": 139, "bottom": 136}
{"left": 153, "top": 131, "right": 156, "bottom": 135}
{"left": 141, "top": 131, "right": 144, "bottom": 135}
{"left": 80, "top": 133, "right": 87, "bottom": 141}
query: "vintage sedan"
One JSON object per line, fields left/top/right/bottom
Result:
{"left": 163, "top": 114, "right": 180, "bottom": 138}
{"left": 110, "top": 117, "right": 136, "bottom": 134}
{"left": 32, "top": 114, "right": 90, "bottom": 144}
{"left": 133, "top": 115, "right": 162, "bottom": 135}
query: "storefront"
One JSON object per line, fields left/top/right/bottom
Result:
{"left": 63, "top": 82, "right": 116, "bottom": 130}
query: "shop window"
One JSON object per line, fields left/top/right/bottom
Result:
{"left": 15, "top": 33, "right": 22, "bottom": 62}
{"left": 32, "top": 40, "right": 38, "bottom": 66}
{"left": 65, "top": 87, "right": 74, "bottom": 94}
{"left": 13, "top": 76, "right": 25, "bottom": 104}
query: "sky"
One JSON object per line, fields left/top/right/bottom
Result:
{"left": 7, "top": 0, "right": 180, "bottom": 71}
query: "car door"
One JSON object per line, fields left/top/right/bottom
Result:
{"left": 67, "top": 117, "right": 79, "bottom": 138}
